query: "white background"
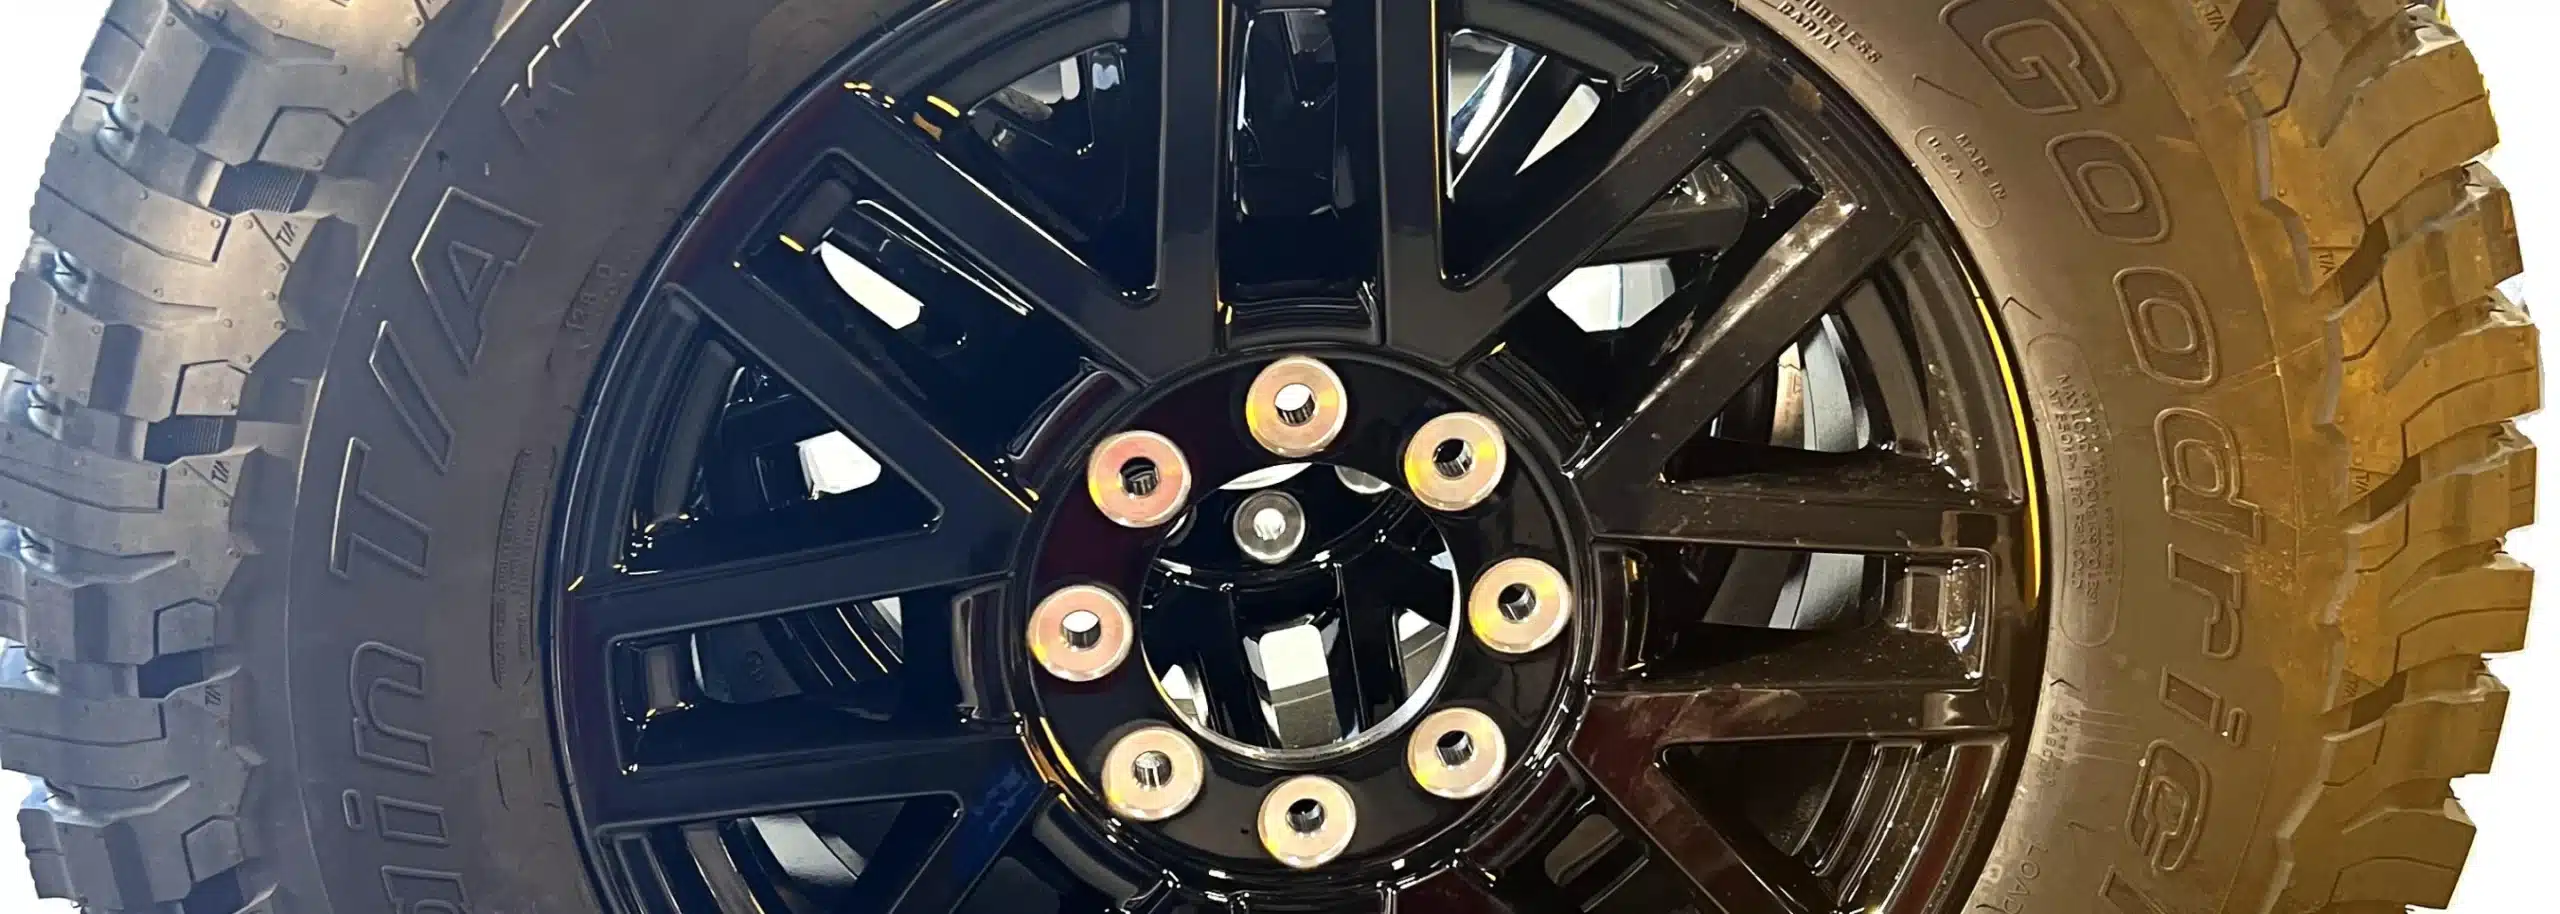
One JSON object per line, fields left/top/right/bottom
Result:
{"left": 0, "top": 2, "right": 2550, "bottom": 912}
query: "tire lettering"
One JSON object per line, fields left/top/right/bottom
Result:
{"left": 374, "top": 795, "right": 452, "bottom": 847}
{"left": 383, "top": 866, "right": 471, "bottom": 914}
{"left": 2127, "top": 741, "right": 2208, "bottom": 871}
{"left": 502, "top": 0, "right": 613, "bottom": 149}
{"left": 2050, "top": 132, "right": 2168, "bottom": 244}
{"left": 1941, "top": 0, "right": 2120, "bottom": 114}
{"left": 2116, "top": 267, "right": 2217, "bottom": 387}
{"left": 369, "top": 322, "right": 456, "bottom": 472}
{"left": 414, "top": 189, "right": 538, "bottom": 371}
{"left": 351, "top": 642, "right": 435, "bottom": 776}
{"left": 332, "top": 438, "right": 431, "bottom": 579}
{"left": 2171, "top": 548, "right": 2243, "bottom": 659}
{"left": 2101, "top": 868, "right": 2166, "bottom": 913}
{"left": 342, "top": 788, "right": 451, "bottom": 847}
{"left": 2154, "top": 408, "right": 2263, "bottom": 541}
{"left": 2162, "top": 670, "right": 2251, "bottom": 747}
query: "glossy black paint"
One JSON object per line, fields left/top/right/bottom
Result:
{"left": 1013, "top": 351, "right": 1584, "bottom": 875}
{"left": 548, "top": 1, "right": 2041, "bottom": 912}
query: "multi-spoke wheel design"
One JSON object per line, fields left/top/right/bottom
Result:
{"left": 550, "top": 1, "right": 2039, "bottom": 912}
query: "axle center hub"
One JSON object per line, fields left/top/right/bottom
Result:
{"left": 1012, "top": 352, "right": 1584, "bottom": 877}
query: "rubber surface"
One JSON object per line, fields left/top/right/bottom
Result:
{"left": 0, "top": 1, "right": 2529, "bottom": 913}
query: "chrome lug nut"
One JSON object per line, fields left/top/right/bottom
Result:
{"left": 1030, "top": 584, "right": 1134, "bottom": 681}
{"left": 1408, "top": 707, "right": 1506, "bottom": 799}
{"left": 1467, "top": 557, "right": 1570, "bottom": 655}
{"left": 1102, "top": 726, "right": 1205, "bottom": 822}
{"left": 1088, "top": 431, "right": 1192, "bottom": 528}
{"left": 1246, "top": 356, "right": 1349, "bottom": 458}
{"left": 1232, "top": 489, "right": 1307, "bottom": 565}
{"left": 1403, "top": 412, "right": 1507, "bottom": 512}
{"left": 1258, "top": 775, "right": 1356, "bottom": 869}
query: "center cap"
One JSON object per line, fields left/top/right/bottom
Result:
{"left": 1012, "top": 352, "right": 1584, "bottom": 879}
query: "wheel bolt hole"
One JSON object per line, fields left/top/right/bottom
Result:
{"left": 1435, "top": 729, "right": 1474, "bottom": 767}
{"left": 1119, "top": 457, "right": 1160, "bottom": 498}
{"left": 1132, "top": 749, "right": 1173, "bottom": 790}
{"left": 1062, "top": 609, "right": 1103, "bottom": 651}
{"left": 1286, "top": 798, "right": 1326, "bottom": 835}
{"left": 1275, "top": 382, "right": 1317, "bottom": 426}
{"left": 1433, "top": 438, "right": 1474, "bottom": 480}
{"left": 1497, "top": 583, "right": 1536, "bottom": 623}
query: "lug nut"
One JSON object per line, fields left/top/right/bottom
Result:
{"left": 1408, "top": 707, "right": 1506, "bottom": 799}
{"left": 1088, "top": 431, "right": 1192, "bottom": 528}
{"left": 1258, "top": 775, "right": 1356, "bottom": 869}
{"left": 1246, "top": 356, "right": 1349, "bottom": 458}
{"left": 1030, "top": 584, "right": 1134, "bottom": 681}
{"left": 1103, "top": 726, "right": 1205, "bottom": 822}
{"left": 1232, "top": 489, "right": 1307, "bottom": 565}
{"left": 1403, "top": 412, "right": 1507, "bottom": 512}
{"left": 1467, "top": 557, "right": 1570, "bottom": 655}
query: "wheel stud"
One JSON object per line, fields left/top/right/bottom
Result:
{"left": 1258, "top": 775, "right": 1356, "bottom": 869}
{"left": 1232, "top": 489, "right": 1307, "bottom": 565}
{"left": 1103, "top": 726, "right": 1204, "bottom": 822}
{"left": 1467, "top": 557, "right": 1569, "bottom": 654}
{"left": 1403, "top": 412, "right": 1506, "bottom": 512}
{"left": 1246, "top": 356, "right": 1349, "bottom": 458}
{"left": 1088, "top": 431, "right": 1191, "bottom": 528}
{"left": 1408, "top": 707, "right": 1505, "bottom": 799}
{"left": 1030, "top": 585, "right": 1134, "bottom": 681}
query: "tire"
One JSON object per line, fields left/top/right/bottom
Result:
{"left": 0, "top": 0, "right": 2527, "bottom": 912}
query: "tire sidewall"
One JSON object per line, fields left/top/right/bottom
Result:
{"left": 264, "top": 2, "right": 911, "bottom": 912}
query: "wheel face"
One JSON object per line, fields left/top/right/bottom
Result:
{"left": 549, "top": 1, "right": 2037, "bottom": 912}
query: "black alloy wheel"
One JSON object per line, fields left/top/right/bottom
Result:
{"left": 548, "top": 2, "right": 2037, "bottom": 913}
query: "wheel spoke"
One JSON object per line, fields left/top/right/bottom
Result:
{"left": 1571, "top": 717, "right": 1834, "bottom": 913}
{"left": 1349, "top": 0, "right": 1456, "bottom": 358}
{"left": 1592, "top": 171, "right": 1752, "bottom": 264}
{"left": 1140, "top": 0, "right": 1234, "bottom": 319}
{"left": 1588, "top": 679, "right": 2001, "bottom": 744}
{"left": 1586, "top": 196, "right": 1916, "bottom": 479}
{"left": 1397, "top": 868, "right": 1531, "bottom": 914}
{"left": 1157, "top": 586, "right": 1272, "bottom": 745}
{"left": 1449, "top": 47, "right": 1582, "bottom": 204}
{"left": 864, "top": 767, "right": 1052, "bottom": 914}
{"left": 1408, "top": 45, "right": 1774, "bottom": 365}
{"left": 666, "top": 266, "right": 1027, "bottom": 513}
{"left": 1582, "top": 445, "right": 2013, "bottom": 555}
{"left": 578, "top": 276, "right": 1023, "bottom": 643}
{"left": 1332, "top": 560, "right": 1419, "bottom": 729}
{"left": 582, "top": 717, "right": 1026, "bottom": 832}
{"left": 571, "top": 530, "right": 1013, "bottom": 646}
{"left": 830, "top": 90, "right": 1208, "bottom": 381}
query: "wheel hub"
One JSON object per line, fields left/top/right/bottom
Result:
{"left": 1014, "top": 351, "right": 1582, "bottom": 873}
